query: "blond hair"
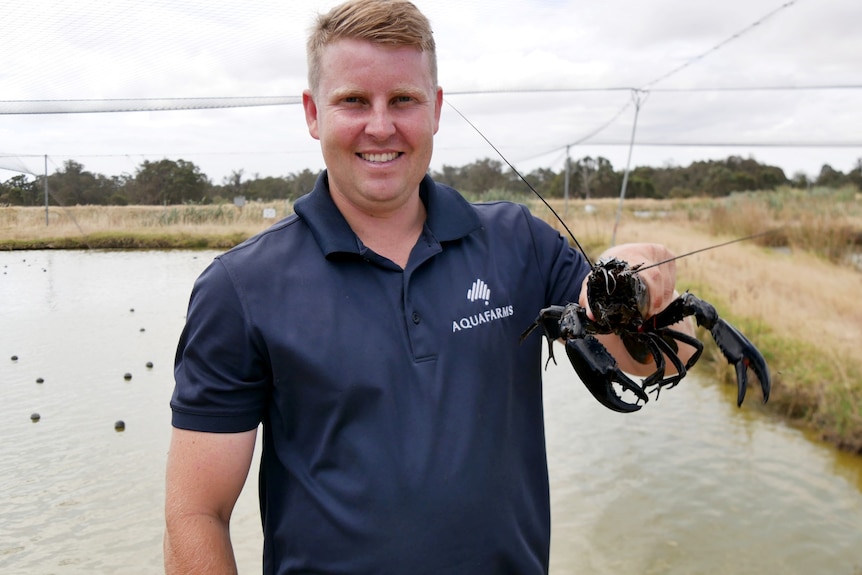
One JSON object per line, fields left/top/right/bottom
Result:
{"left": 307, "top": 0, "right": 437, "bottom": 93}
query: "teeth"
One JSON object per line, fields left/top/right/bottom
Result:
{"left": 360, "top": 152, "right": 399, "bottom": 163}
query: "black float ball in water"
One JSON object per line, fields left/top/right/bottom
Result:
{"left": 114, "top": 420, "right": 126, "bottom": 432}
{"left": 11, "top": 355, "right": 18, "bottom": 361}
{"left": 145, "top": 361, "right": 154, "bottom": 369}
{"left": 36, "top": 377, "right": 44, "bottom": 384}
{"left": 31, "top": 413, "right": 40, "bottom": 422}
{"left": 123, "top": 373, "right": 132, "bottom": 381}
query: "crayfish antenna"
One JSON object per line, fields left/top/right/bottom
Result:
{"left": 445, "top": 100, "right": 591, "bottom": 264}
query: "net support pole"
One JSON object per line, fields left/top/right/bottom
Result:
{"left": 611, "top": 89, "right": 646, "bottom": 246}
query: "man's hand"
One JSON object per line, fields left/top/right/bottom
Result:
{"left": 579, "top": 242, "right": 678, "bottom": 319}
{"left": 578, "top": 242, "right": 695, "bottom": 375}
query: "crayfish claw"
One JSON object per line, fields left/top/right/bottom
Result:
{"left": 565, "top": 336, "right": 650, "bottom": 413}
{"left": 709, "top": 318, "right": 771, "bottom": 406}
{"left": 520, "top": 306, "right": 567, "bottom": 368}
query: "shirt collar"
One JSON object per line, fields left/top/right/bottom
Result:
{"left": 294, "top": 171, "right": 481, "bottom": 259}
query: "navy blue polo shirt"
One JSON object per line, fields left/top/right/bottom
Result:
{"left": 171, "top": 172, "right": 590, "bottom": 575}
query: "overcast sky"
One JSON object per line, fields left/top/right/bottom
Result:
{"left": 1, "top": 0, "right": 861, "bottom": 184}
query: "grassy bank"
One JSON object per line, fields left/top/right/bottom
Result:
{"left": 2, "top": 189, "right": 861, "bottom": 453}
{"left": 0, "top": 202, "right": 287, "bottom": 250}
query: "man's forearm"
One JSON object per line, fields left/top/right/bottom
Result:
{"left": 164, "top": 514, "right": 237, "bottom": 575}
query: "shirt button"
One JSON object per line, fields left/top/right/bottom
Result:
{"left": 412, "top": 311, "right": 421, "bottom": 324}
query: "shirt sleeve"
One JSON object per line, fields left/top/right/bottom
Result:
{"left": 170, "top": 257, "right": 270, "bottom": 433}
{"left": 522, "top": 205, "right": 591, "bottom": 307}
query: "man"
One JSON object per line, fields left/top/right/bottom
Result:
{"left": 164, "top": 1, "right": 691, "bottom": 573}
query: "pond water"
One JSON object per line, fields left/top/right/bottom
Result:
{"left": 1, "top": 250, "right": 861, "bottom": 574}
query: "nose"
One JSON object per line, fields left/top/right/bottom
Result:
{"left": 365, "top": 103, "right": 396, "bottom": 139}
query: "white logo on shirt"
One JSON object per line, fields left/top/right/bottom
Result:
{"left": 467, "top": 279, "right": 490, "bottom": 305}
{"left": 453, "top": 279, "right": 514, "bottom": 333}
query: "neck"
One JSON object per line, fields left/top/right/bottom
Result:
{"left": 334, "top": 193, "right": 427, "bottom": 269}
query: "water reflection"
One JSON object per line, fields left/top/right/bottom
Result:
{"left": 544, "top": 358, "right": 862, "bottom": 574}
{"left": 1, "top": 250, "right": 861, "bottom": 574}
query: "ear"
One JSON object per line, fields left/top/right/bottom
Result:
{"left": 433, "top": 86, "right": 443, "bottom": 134}
{"left": 302, "top": 89, "right": 320, "bottom": 140}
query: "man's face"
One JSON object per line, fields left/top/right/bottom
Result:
{"left": 303, "top": 38, "right": 442, "bottom": 217}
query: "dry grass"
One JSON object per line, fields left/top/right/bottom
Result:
{"left": 0, "top": 203, "right": 288, "bottom": 248}
{"left": 703, "top": 186, "right": 862, "bottom": 264}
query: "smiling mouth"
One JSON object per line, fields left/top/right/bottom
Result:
{"left": 359, "top": 152, "right": 401, "bottom": 163}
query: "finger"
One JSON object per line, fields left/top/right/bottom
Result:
{"left": 579, "top": 275, "right": 595, "bottom": 320}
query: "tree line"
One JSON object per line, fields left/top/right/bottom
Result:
{"left": 1, "top": 155, "right": 860, "bottom": 207}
